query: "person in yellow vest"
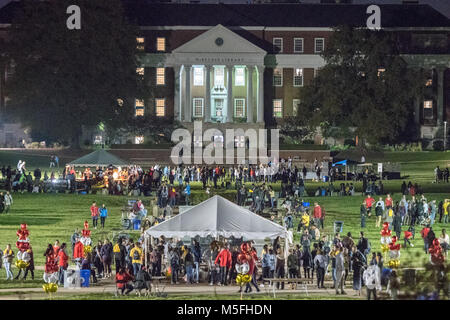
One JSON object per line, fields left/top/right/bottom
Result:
{"left": 3, "top": 244, "right": 14, "bottom": 280}
{"left": 443, "top": 199, "right": 449, "bottom": 224}
{"left": 129, "top": 242, "right": 143, "bottom": 276}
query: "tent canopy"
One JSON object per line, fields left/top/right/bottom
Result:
{"left": 68, "top": 149, "right": 128, "bottom": 167}
{"left": 145, "top": 195, "right": 291, "bottom": 242}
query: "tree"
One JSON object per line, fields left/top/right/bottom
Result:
{"left": 297, "top": 25, "right": 425, "bottom": 145}
{"left": 6, "top": 0, "right": 143, "bottom": 147}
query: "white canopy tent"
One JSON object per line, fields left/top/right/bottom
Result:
{"left": 144, "top": 195, "right": 292, "bottom": 266}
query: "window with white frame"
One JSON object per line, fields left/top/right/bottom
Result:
{"left": 315, "top": 38, "right": 325, "bottom": 53}
{"left": 273, "top": 38, "right": 283, "bottom": 53}
{"left": 273, "top": 68, "right": 283, "bottom": 87}
{"left": 234, "top": 98, "right": 245, "bottom": 118}
{"left": 156, "top": 37, "right": 166, "bottom": 52}
{"left": 294, "top": 38, "right": 304, "bottom": 53}
{"left": 423, "top": 100, "right": 433, "bottom": 119}
{"left": 273, "top": 99, "right": 283, "bottom": 118}
{"left": 193, "top": 98, "right": 204, "bottom": 117}
{"left": 214, "top": 67, "right": 224, "bottom": 87}
{"left": 293, "top": 68, "right": 303, "bottom": 87}
{"left": 193, "top": 67, "right": 204, "bottom": 86}
{"left": 135, "top": 99, "right": 144, "bottom": 116}
{"left": 135, "top": 136, "right": 144, "bottom": 144}
{"left": 234, "top": 136, "right": 245, "bottom": 148}
{"left": 155, "top": 98, "right": 165, "bottom": 117}
{"left": 136, "top": 68, "right": 144, "bottom": 76}
{"left": 293, "top": 99, "right": 301, "bottom": 117}
{"left": 235, "top": 67, "right": 245, "bottom": 86}
{"left": 136, "top": 37, "right": 145, "bottom": 51}
{"left": 156, "top": 67, "right": 165, "bottom": 85}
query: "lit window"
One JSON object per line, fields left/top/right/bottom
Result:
{"left": 377, "top": 68, "right": 386, "bottom": 77}
{"left": 423, "top": 100, "right": 433, "bottom": 119}
{"left": 234, "top": 99, "right": 245, "bottom": 118}
{"left": 293, "top": 68, "right": 303, "bottom": 87}
{"left": 235, "top": 67, "right": 245, "bottom": 86}
{"left": 273, "top": 38, "right": 283, "bottom": 53}
{"left": 315, "top": 38, "right": 324, "bottom": 53}
{"left": 273, "top": 68, "right": 283, "bottom": 87}
{"left": 273, "top": 99, "right": 283, "bottom": 118}
{"left": 135, "top": 136, "right": 144, "bottom": 144}
{"left": 234, "top": 136, "right": 245, "bottom": 148}
{"left": 117, "top": 98, "right": 124, "bottom": 107}
{"left": 214, "top": 67, "right": 224, "bottom": 87}
{"left": 136, "top": 68, "right": 144, "bottom": 76}
{"left": 193, "top": 98, "right": 204, "bottom": 117}
{"left": 156, "top": 37, "right": 165, "bottom": 52}
{"left": 426, "top": 78, "right": 433, "bottom": 87}
{"left": 156, "top": 68, "right": 165, "bottom": 85}
{"left": 193, "top": 67, "right": 204, "bottom": 86}
{"left": 293, "top": 99, "right": 300, "bottom": 116}
{"left": 136, "top": 37, "right": 145, "bottom": 51}
{"left": 135, "top": 99, "right": 144, "bottom": 116}
{"left": 155, "top": 98, "right": 165, "bottom": 117}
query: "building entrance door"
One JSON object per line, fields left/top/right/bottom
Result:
{"left": 214, "top": 98, "right": 225, "bottom": 123}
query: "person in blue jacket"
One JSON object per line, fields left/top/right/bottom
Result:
{"left": 184, "top": 183, "right": 191, "bottom": 205}
{"left": 99, "top": 204, "right": 108, "bottom": 229}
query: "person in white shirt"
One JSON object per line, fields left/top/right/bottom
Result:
{"left": 439, "top": 229, "right": 449, "bottom": 256}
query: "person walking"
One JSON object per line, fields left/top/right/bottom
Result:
{"left": 99, "top": 204, "right": 108, "bottom": 229}
{"left": 375, "top": 199, "right": 384, "bottom": 228}
{"left": 313, "top": 249, "right": 326, "bottom": 289}
{"left": 363, "top": 264, "right": 381, "bottom": 300}
{"left": 169, "top": 247, "right": 180, "bottom": 285}
{"left": 351, "top": 246, "right": 365, "bottom": 296}
{"left": 3, "top": 244, "right": 14, "bottom": 280}
{"left": 4, "top": 192, "right": 13, "bottom": 214}
{"left": 90, "top": 201, "right": 99, "bottom": 230}
{"left": 287, "top": 248, "right": 299, "bottom": 288}
{"left": 184, "top": 183, "right": 191, "bottom": 206}
{"left": 57, "top": 243, "right": 68, "bottom": 285}
{"left": 215, "top": 244, "right": 231, "bottom": 286}
{"left": 360, "top": 202, "right": 367, "bottom": 228}
{"left": 129, "top": 242, "right": 143, "bottom": 276}
{"left": 101, "top": 239, "right": 113, "bottom": 278}
{"left": 192, "top": 240, "right": 202, "bottom": 284}
{"left": 275, "top": 247, "right": 285, "bottom": 290}
{"left": 113, "top": 239, "right": 126, "bottom": 274}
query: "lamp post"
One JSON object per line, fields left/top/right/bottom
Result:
{"left": 444, "top": 121, "right": 447, "bottom": 151}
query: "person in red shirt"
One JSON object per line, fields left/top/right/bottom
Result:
{"left": 313, "top": 202, "right": 322, "bottom": 229}
{"left": 385, "top": 194, "right": 393, "bottom": 210}
{"left": 53, "top": 240, "right": 60, "bottom": 256}
{"left": 404, "top": 228, "right": 414, "bottom": 249}
{"left": 57, "top": 243, "right": 69, "bottom": 285}
{"left": 245, "top": 247, "right": 260, "bottom": 293}
{"left": 364, "top": 195, "right": 375, "bottom": 217}
{"left": 90, "top": 201, "right": 99, "bottom": 229}
{"left": 215, "top": 244, "right": 232, "bottom": 286}
{"left": 73, "top": 237, "right": 84, "bottom": 267}
{"left": 421, "top": 226, "right": 431, "bottom": 253}
{"left": 115, "top": 267, "right": 134, "bottom": 295}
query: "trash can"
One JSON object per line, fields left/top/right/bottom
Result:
{"left": 64, "top": 268, "right": 81, "bottom": 289}
{"left": 323, "top": 176, "right": 329, "bottom": 182}
{"left": 133, "top": 219, "right": 141, "bottom": 230}
{"left": 334, "top": 221, "right": 344, "bottom": 233}
{"left": 80, "top": 269, "right": 91, "bottom": 288}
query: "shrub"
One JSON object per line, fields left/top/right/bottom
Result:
{"left": 432, "top": 139, "right": 444, "bottom": 151}
{"left": 302, "top": 139, "right": 314, "bottom": 145}
{"left": 344, "top": 139, "right": 356, "bottom": 147}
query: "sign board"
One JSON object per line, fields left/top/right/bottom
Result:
{"left": 377, "top": 163, "right": 383, "bottom": 173}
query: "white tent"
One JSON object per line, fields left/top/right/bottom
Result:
{"left": 145, "top": 195, "right": 292, "bottom": 242}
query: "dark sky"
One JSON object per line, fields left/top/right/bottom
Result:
{"left": 1, "top": 0, "right": 449, "bottom": 18}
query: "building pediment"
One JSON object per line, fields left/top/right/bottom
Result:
{"left": 173, "top": 24, "right": 266, "bottom": 55}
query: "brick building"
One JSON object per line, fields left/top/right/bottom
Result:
{"left": 0, "top": 1, "right": 449, "bottom": 145}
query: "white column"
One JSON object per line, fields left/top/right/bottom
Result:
{"left": 184, "top": 64, "right": 192, "bottom": 122}
{"left": 173, "top": 65, "right": 181, "bottom": 122}
{"left": 226, "top": 65, "right": 233, "bottom": 123}
{"left": 205, "top": 65, "right": 212, "bottom": 122}
{"left": 247, "top": 65, "right": 254, "bottom": 123}
{"left": 257, "top": 65, "right": 265, "bottom": 123}
{"left": 437, "top": 67, "right": 444, "bottom": 125}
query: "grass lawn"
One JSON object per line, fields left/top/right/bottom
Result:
{"left": 0, "top": 149, "right": 448, "bottom": 298}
